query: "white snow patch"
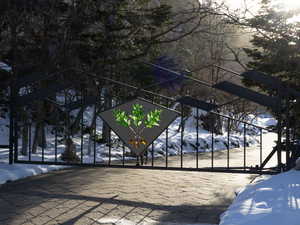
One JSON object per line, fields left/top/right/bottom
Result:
{"left": 219, "top": 170, "right": 300, "bottom": 225}
{"left": 0, "top": 162, "right": 67, "bottom": 185}
{"left": 0, "top": 62, "right": 11, "bottom": 71}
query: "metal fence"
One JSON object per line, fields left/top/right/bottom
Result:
{"left": 10, "top": 89, "right": 279, "bottom": 175}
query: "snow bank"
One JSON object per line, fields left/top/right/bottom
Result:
{"left": 0, "top": 163, "right": 67, "bottom": 185}
{"left": 249, "top": 114, "right": 277, "bottom": 128}
{"left": 219, "top": 170, "right": 300, "bottom": 225}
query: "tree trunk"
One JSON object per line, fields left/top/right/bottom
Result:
{"left": 32, "top": 122, "right": 47, "bottom": 153}
{"left": 32, "top": 122, "right": 41, "bottom": 154}
{"left": 70, "top": 107, "right": 86, "bottom": 136}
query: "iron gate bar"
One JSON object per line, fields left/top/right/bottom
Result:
{"left": 260, "top": 128, "right": 263, "bottom": 169}
{"left": 78, "top": 69, "right": 175, "bottom": 104}
{"left": 180, "top": 103, "right": 183, "bottom": 168}
{"left": 151, "top": 142, "right": 154, "bottom": 167}
{"left": 0, "top": 145, "right": 9, "bottom": 148}
{"left": 42, "top": 125, "right": 45, "bottom": 162}
{"left": 55, "top": 126, "right": 58, "bottom": 163}
{"left": 80, "top": 97, "right": 84, "bottom": 164}
{"left": 211, "top": 121, "right": 214, "bottom": 169}
{"left": 260, "top": 147, "right": 277, "bottom": 170}
{"left": 14, "top": 117, "right": 18, "bottom": 163}
{"left": 285, "top": 100, "right": 291, "bottom": 168}
{"left": 29, "top": 124, "right": 32, "bottom": 161}
{"left": 9, "top": 101, "right": 14, "bottom": 165}
{"left": 227, "top": 118, "right": 230, "bottom": 169}
{"left": 166, "top": 99, "right": 169, "bottom": 168}
{"left": 14, "top": 160, "right": 279, "bottom": 174}
{"left": 151, "top": 96, "right": 154, "bottom": 167}
{"left": 143, "top": 62, "right": 212, "bottom": 88}
{"left": 196, "top": 108, "right": 199, "bottom": 169}
{"left": 244, "top": 123, "right": 246, "bottom": 170}
{"left": 122, "top": 143, "right": 125, "bottom": 166}
{"left": 213, "top": 81, "right": 279, "bottom": 110}
{"left": 108, "top": 122, "right": 111, "bottom": 166}
{"left": 94, "top": 105, "right": 96, "bottom": 165}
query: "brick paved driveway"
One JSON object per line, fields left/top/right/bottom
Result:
{"left": 0, "top": 165, "right": 255, "bottom": 225}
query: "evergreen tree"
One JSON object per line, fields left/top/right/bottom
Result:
{"left": 242, "top": 1, "right": 300, "bottom": 120}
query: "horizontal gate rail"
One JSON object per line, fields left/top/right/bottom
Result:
{"left": 14, "top": 160, "right": 279, "bottom": 175}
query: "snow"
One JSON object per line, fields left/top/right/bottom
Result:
{"left": 249, "top": 114, "right": 277, "bottom": 128}
{"left": 219, "top": 170, "right": 300, "bottom": 225}
{"left": 0, "top": 62, "right": 11, "bottom": 71}
{"left": 0, "top": 163, "right": 67, "bottom": 185}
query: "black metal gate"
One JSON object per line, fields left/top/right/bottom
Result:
{"left": 7, "top": 68, "right": 284, "bottom": 175}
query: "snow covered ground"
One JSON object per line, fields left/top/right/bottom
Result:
{"left": 219, "top": 169, "right": 300, "bottom": 225}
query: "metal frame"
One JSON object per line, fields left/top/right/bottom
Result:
{"left": 6, "top": 67, "right": 284, "bottom": 174}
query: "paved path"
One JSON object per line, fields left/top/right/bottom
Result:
{"left": 0, "top": 133, "right": 278, "bottom": 225}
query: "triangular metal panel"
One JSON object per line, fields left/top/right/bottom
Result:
{"left": 99, "top": 98, "right": 179, "bottom": 155}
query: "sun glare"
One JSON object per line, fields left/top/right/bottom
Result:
{"left": 278, "top": 0, "right": 300, "bottom": 11}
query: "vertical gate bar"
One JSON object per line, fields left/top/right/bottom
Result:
{"left": 165, "top": 100, "right": 168, "bottom": 168}
{"left": 211, "top": 122, "right": 214, "bottom": 169}
{"left": 80, "top": 96, "right": 84, "bottom": 164}
{"left": 180, "top": 103, "right": 184, "bottom": 168}
{"left": 196, "top": 108, "right": 199, "bottom": 169}
{"left": 55, "top": 126, "right": 58, "bottom": 163}
{"left": 28, "top": 123, "right": 32, "bottom": 162}
{"left": 65, "top": 92, "right": 68, "bottom": 163}
{"left": 244, "top": 123, "right": 246, "bottom": 170}
{"left": 151, "top": 143, "right": 154, "bottom": 167}
{"left": 93, "top": 105, "right": 96, "bottom": 165}
{"left": 260, "top": 128, "right": 263, "bottom": 169}
{"left": 286, "top": 126, "right": 290, "bottom": 169}
{"left": 14, "top": 116, "right": 18, "bottom": 162}
{"left": 227, "top": 118, "right": 230, "bottom": 169}
{"left": 122, "top": 142, "right": 125, "bottom": 166}
{"left": 292, "top": 125, "right": 296, "bottom": 163}
{"left": 286, "top": 99, "right": 290, "bottom": 169}
{"left": 9, "top": 103, "right": 14, "bottom": 164}
{"left": 42, "top": 125, "right": 45, "bottom": 162}
{"left": 151, "top": 97, "right": 154, "bottom": 167}
{"left": 277, "top": 111, "right": 282, "bottom": 171}
{"left": 109, "top": 127, "right": 111, "bottom": 166}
